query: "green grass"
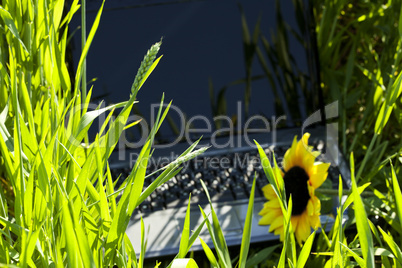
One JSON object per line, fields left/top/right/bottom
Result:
{"left": 0, "top": 0, "right": 206, "bottom": 266}
{"left": 1, "top": 0, "right": 402, "bottom": 267}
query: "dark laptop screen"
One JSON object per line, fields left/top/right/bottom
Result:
{"left": 70, "top": 0, "right": 316, "bottom": 147}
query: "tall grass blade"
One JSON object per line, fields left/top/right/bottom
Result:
{"left": 199, "top": 181, "right": 232, "bottom": 268}
{"left": 350, "top": 153, "right": 375, "bottom": 267}
{"left": 238, "top": 176, "right": 256, "bottom": 268}
{"left": 340, "top": 243, "right": 366, "bottom": 268}
{"left": 138, "top": 217, "right": 146, "bottom": 268}
{"left": 167, "top": 217, "right": 208, "bottom": 268}
{"left": 171, "top": 259, "right": 199, "bottom": 268}
{"left": 255, "top": 141, "right": 284, "bottom": 199}
{"left": 378, "top": 226, "right": 402, "bottom": 265}
{"left": 296, "top": 231, "right": 316, "bottom": 268}
{"left": 0, "top": 6, "right": 28, "bottom": 53}
{"left": 390, "top": 162, "right": 402, "bottom": 237}
{"left": 374, "top": 72, "right": 402, "bottom": 134}
{"left": 74, "top": 0, "right": 104, "bottom": 95}
{"left": 178, "top": 196, "right": 192, "bottom": 258}
{"left": 245, "top": 245, "right": 279, "bottom": 268}
{"left": 198, "top": 237, "right": 219, "bottom": 267}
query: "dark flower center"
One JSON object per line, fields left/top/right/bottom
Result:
{"left": 283, "top": 166, "right": 310, "bottom": 215}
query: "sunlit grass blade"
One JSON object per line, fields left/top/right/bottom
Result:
{"left": 19, "top": 222, "right": 42, "bottom": 267}
{"left": 340, "top": 243, "right": 366, "bottom": 268}
{"left": 342, "top": 182, "right": 370, "bottom": 211}
{"left": 0, "top": 6, "right": 29, "bottom": 53}
{"left": 378, "top": 226, "right": 402, "bottom": 265}
{"left": 296, "top": 230, "right": 316, "bottom": 268}
{"left": 124, "top": 234, "right": 138, "bottom": 268}
{"left": 332, "top": 207, "right": 344, "bottom": 268}
{"left": 367, "top": 220, "right": 393, "bottom": 267}
{"left": 61, "top": 198, "right": 80, "bottom": 267}
{"left": 171, "top": 259, "right": 199, "bottom": 268}
{"left": 238, "top": 175, "right": 256, "bottom": 268}
{"left": 350, "top": 153, "right": 375, "bottom": 267}
{"left": 138, "top": 217, "right": 147, "bottom": 268}
{"left": 167, "top": 216, "right": 208, "bottom": 268}
{"left": 105, "top": 96, "right": 167, "bottom": 264}
{"left": 255, "top": 140, "right": 284, "bottom": 200}
{"left": 137, "top": 144, "right": 208, "bottom": 206}
{"left": 278, "top": 195, "right": 293, "bottom": 268}
{"left": 390, "top": 162, "right": 402, "bottom": 237}
{"left": 374, "top": 71, "right": 402, "bottom": 134}
{"left": 74, "top": 0, "right": 104, "bottom": 95}
{"left": 245, "top": 245, "right": 279, "bottom": 268}
{"left": 178, "top": 196, "right": 192, "bottom": 258}
{"left": 94, "top": 136, "right": 111, "bottom": 232}
{"left": 105, "top": 163, "right": 117, "bottom": 217}
{"left": 199, "top": 237, "right": 219, "bottom": 268}
{"left": 199, "top": 180, "right": 232, "bottom": 268}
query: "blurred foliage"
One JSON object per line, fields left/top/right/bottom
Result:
{"left": 313, "top": 0, "right": 402, "bottom": 184}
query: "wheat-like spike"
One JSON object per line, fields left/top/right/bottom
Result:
{"left": 131, "top": 40, "right": 162, "bottom": 95}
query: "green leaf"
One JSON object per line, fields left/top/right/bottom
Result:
{"left": 67, "top": 101, "right": 127, "bottom": 154}
{"left": 0, "top": 6, "right": 28, "bottom": 53}
{"left": 255, "top": 140, "right": 284, "bottom": 200}
{"left": 178, "top": 196, "right": 192, "bottom": 258}
{"left": 198, "top": 237, "right": 219, "bottom": 267}
{"left": 340, "top": 243, "right": 366, "bottom": 268}
{"left": 245, "top": 245, "right": 279, "bottom": 268}
{"left": 296, "top": 231, "right": 316, "bottom": 268}
{"left": 350, "top": 153, "right": 375, "bottom": 267}
{"left": 104, "top": 96, "right": 168, "bottom": 264}
{"left": 167, "top": 216, "right": 209, "bottom": 268}
{"left": 199, "top": 182, "right": 232, "bottom": 268}
{"left": 171, "top": 259, "right": 199, "bottom": 268}
{"left": 238, "top": 176, "right": 256, "bottom": 268}
{"left": 74, "top": 0, "right": 104, "bottom": 94}
{"left": 94, "top": 136, "right": 111, "bottom": 224}
{"left": 390, "top": 162, "right": 402, "bottom": 236}
{"left": 374, "top": 70, "right": 402, "bottom": 134}
{"left": 343, "top": 182, "right": 371, "bottom": 210}
{"left": 61, "top": 198, "right": 80, "bottom": 267}
{"left": 138, "top": 217, "right": 147, "bottom": 268}
{"left": 378, "top": 226, "right": 402, "bottom": 265}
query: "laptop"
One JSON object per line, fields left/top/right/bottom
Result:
{"left": 70, "top": 0, "right": 351, "bottom": 258}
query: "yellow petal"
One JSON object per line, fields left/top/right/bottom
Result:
{"left": 295, "top": 213, "right": 311, "bottom": 244}
{"left": 312, "top": 196, "right": 321, "bottom": 215}
{"left": 291, "top": 215, "right": 300, "bottom": 231}
{"left": 306, "top": 199, "right": 315, "bottom": 216}
{"left": 274, "top": 226, "right": 285, "bottom": 241}
{"left": 303, "top": 153, "right": 316, "bottom": 175}
{"left": 264, "top": 198, "right": 281, "bottom": 209}
{"left": 258, "top": 204, "right": 270, "bottom": 216}
{"left": 269, "top": 215, "right": 284, "bottom": 233}
{"left": 309, "top": 172, "right": 328, "bottom": 189}
{"left": 259, "top": 208, "right": 282, "bottom": 225}
{"left": 307, "top": 186, "right": 321, "bottom": 215}
{"left": 262, "top": 184, "right": 276, "bottom": 200}
{"left": 302, "top": 132, "right": 310, "bottom": 145}
{"left": 309, "top": 214, "right": 321, "bottom": 228}
{"left": 283, "top": 136, "right": 298, "bottom": 171}
{"left": 294, "top": 134, "right": 310, "bottom": 165}
{"left": 312, "top": 162, "right": 331, "bottom": 174}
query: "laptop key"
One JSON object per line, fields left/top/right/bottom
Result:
{"left": 211, "top": 190, "right": 234, "bottom": 203}
{"left": 151, "top": 200, "right": 164, "bottom": 211}
{"left": 232, "top": 184, "right": 248, "bottom": 200}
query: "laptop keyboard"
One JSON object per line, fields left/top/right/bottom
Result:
{"left": 111, "top": 144, "right": 341, "bottom": 214}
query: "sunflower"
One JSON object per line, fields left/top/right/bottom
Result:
{"left": 258, "top": 133, "right": 330, "bottom": 244}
